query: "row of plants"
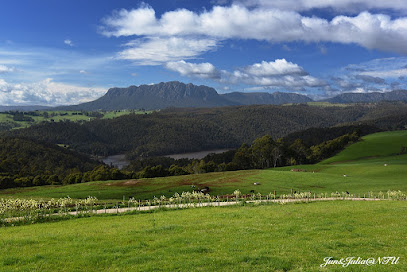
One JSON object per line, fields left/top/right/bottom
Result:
{"left": 1, "top": 190, "right": 406, "bottom": 227}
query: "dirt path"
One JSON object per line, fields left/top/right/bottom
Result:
{"left": 67, "top": 197, "right": 383, "bottom": 216}
{"left": 2, "top": 197, "right": 386, "bottom": 223}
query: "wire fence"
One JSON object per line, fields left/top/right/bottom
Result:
{"left": 1, "top": 190, "right": 406, "bottom": 226}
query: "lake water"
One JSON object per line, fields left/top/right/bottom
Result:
{"left": 101, "top": 154, "right": 129, "bottom": 170}
{"left": 102, "top": 149, "right": 232, "bottom": 169}
{"left": 165, "top": 149, "right": 232, "bottom": 160}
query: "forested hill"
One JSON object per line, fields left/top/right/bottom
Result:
{"left": 0, "top": 137, "right": 101, "bottom": 186}
{"left": 59, "top": 81, "right": 313, "bottom": 111}
{"left": 6, "top": 102, "right": 407, "bottom": 157}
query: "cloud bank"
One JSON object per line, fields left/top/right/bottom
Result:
{"left": 234, "top": 0, "right": 407, "bottom": 13}
{"left": 118, "top": 37, "right": 217, "bottom": 65}
{"left": 165, "top": 59, "right": 326, "bottom": 89}
{"left": 101, "top": 4, "right": 407, "bottom": 64}
{"left": 0, "top": 78, "right": 106, "bottom": 106}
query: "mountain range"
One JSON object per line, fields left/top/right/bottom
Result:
{"left": 323, "top": 90, "right": 407, "bottom": 103}
{"left": 60, "top": 81, "right": 312, "bottom": 111}
{"left": 5, "top": 81, "right": 407, "bottom": 112}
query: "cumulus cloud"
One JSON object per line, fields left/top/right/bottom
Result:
{"left": 165, "top": 59, "right": 326, "bottom": 89}
{"left": 0, "top": 65, "right": 15, "bottom": 73}
{"left": 101, "top": 5, "right": 407, "bottom": 55}
{"left": 64, "top": 39, "right": 74, "bottom": 47}
{"left": 228, "top": 72, "right": 326, "bottom": 88}
{"left": 235, "top": 0, "right": 407, "bottom": 13}
{"left": 243, "top": 59, "right": 307, "bottom": 76}
{"left": 164, "top": 60, "right": 220, "bottom": 79}
{"left": 117, "top": 37, "right": 218, "bottom": 65}
{"left": 0, "top": 78, "right": 106, "bottom": 106}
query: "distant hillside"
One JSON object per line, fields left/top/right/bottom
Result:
{"left": 0, "top": 105, "right": 52, "bottom": 112}
{"left": 323, "top": 90, "right": 407, "bottom": 103}
{"left": 221, "top": 91, "right": 312, "bottom": 105}
{"left": 0, "top": 137, "right": 101, "bottom": 184}
{"left": 7, "top": 102, "right": 407, "bottom": 157}
{"left": 60, "top": 81, "right": 313, "bottom": 111}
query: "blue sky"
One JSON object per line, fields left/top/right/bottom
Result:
{"left": 0, "top": 0, "right": 407, "bottom": 106}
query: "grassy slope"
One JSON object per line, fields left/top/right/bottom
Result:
{"left": 0, "top": 110, "right": 148, "bottom": 130}
{"left": 1, "top": 201, "right": 406, "bottom": 271}
{"left": 1, "top": 130, "right": 406, "bottom": 201}
{"left": 321, "top": 130, "right": 407, "bottom": 164}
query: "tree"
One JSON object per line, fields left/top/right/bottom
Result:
{"left": 232, "top": 143, "right": 254, "bottom": 170}
{"left": 251, "top": 135, "right": 274, "bottom": 168}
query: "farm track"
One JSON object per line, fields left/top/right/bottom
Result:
{"left": 3, "top": 197, "right": 394, "bottom": 223}
{"left": 83, "top": 197, "right": 384, "bottom": 215}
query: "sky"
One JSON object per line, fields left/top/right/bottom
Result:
{"left": 0, "top": 0, "right": 407, "bottom": 106}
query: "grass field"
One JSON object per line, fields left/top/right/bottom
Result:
{"left": 1, "top": 130, "right": 406, "bottom": 202}
{"left": 0, "top": 201, "right": 406, "bottom": 271}
{"left": 283, "top": 102, "right": 351, "bottom": 107}
{"left": 0, "top": 110, "right": 150, "bottom": 130}
{"left": 1, "top": 131, "right": 406, "bottom": 271}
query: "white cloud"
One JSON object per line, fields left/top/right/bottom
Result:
{"left": 229, "top": 59, "right": 327, "bottom": 88}
{"left": 228, "top": 72, "right": 326, "bottom": 88}
{"left": 341, "top": 57, "right": 407, "bottom": 79}
{"left": 79, "top": 70, "right": 88, "bottom": 74}
{"left": 102, "top": 5, "right": 407, "bottom": 55}
{"left": 235, "top": 0, "right": 407, "bottom": 13}
{"left": 165, "top": 59, "right": 326, "bottom": 89}
{"left": 117, "top": 37, "right": 218, "bottom": 65}
{"left": 360, "top": 68, "right": 407, "bottom": 78}
{"left": 64, "top": 39, "right": 74, "bottom": 47}
{"left": 164, "top": 60, "right": 220, "bottom": 79}
{"left": 243, "top": 59, "right": 307, "bottom": 76}
{"left": 0, "top": 78, "right": 106, "bottom": 106}
{"left": 0, "top": 65, "right": 15, "bottom": 73}
{"left": 347, "top": 87, "right": 388, "bottom": 93}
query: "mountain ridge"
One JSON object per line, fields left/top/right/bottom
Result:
{"left": 58, "top": 81, "right": 314, "bottom": 111}
{"left": 323, "top": 89, "right": 407, "bottom": 103}
{"left": 14, "top": 82, "right": 407, "bottom": 111}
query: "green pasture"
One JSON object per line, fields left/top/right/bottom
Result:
{"left": 282, "top": 102, "right": 350, "bottom": 107}
{"left": 0, "top": 110, "right": 149, "bottom": 130}
{"left": 101, "top": 110, "right": 151, "bottom": 119}
{"left": 2, "top": 154, "right": 406, "bottom": 202}
{"left": 321, "top": 130, "right": 407, "bottom": 164}
{"left": 1, "top": 130, "right": 406, "bottom": 201}
{"left": 1, "top": 201, "right": 406, "bottom": 271}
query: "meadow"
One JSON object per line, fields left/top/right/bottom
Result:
{"left": 0, "top": 131, "right": 406, "bottom": 271}
{"left": 1, "top": 130, "right": 406, "bottom": 202}
{"left": 0, "top": 200, "right": 406, "bottom": 271}
{"left": 0, "top": 110, "right": 149, "bottom": 130}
